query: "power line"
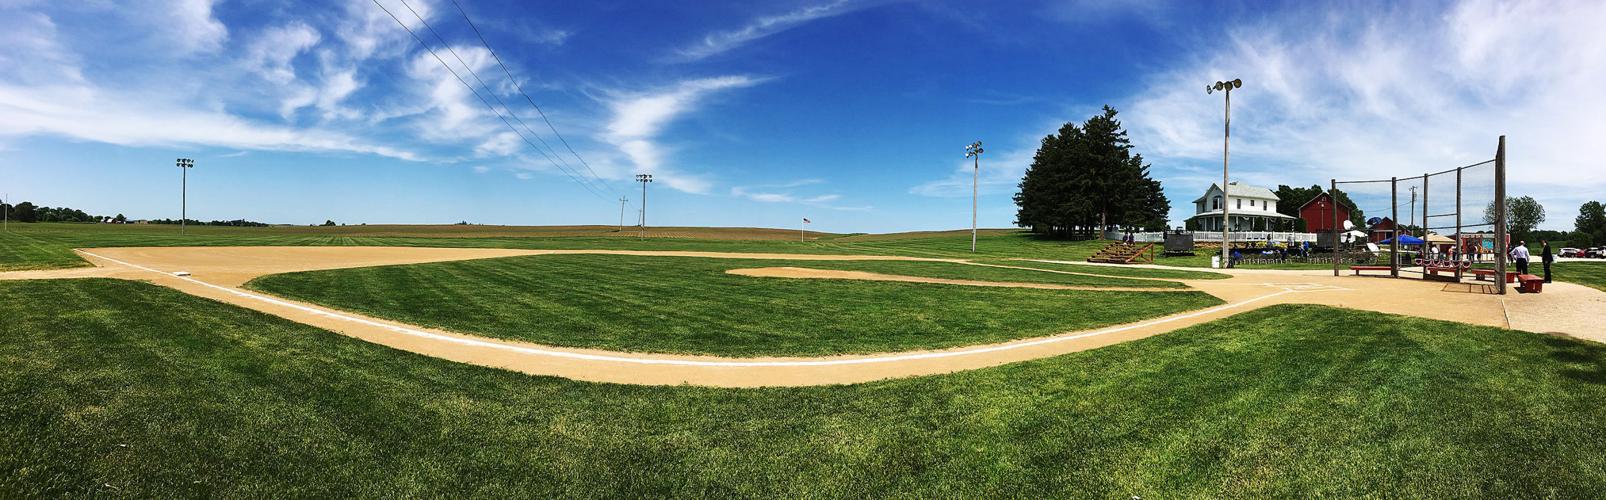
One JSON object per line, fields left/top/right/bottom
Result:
{"left": 371, "top": 0, "right": 607, "bottom": 200}
{"left": 396, "top": 0, "right": 610, "bottom": 197}
{"left": 448, "top": 0, "right": 611, "bottom": 190}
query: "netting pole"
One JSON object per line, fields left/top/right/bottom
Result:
{"left": 1331, "top": 178, "right": 1340, "bottom": 277}
{"left": 1455, "top": 167, "right": 1463, "bottom": 282}
{"left": 1494, "top": 136, "right": 1507, "bottom": 295}
{"left": 1391, "top": 177, "right": 1399, "bottom": 278}
{"left": 1422, "top": 173, "right": 1430, "bottom": 250}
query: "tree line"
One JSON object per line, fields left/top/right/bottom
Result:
{"left": 1014, "top": 106, "right": 1170, "bottom": 239}
{"left": 0, "top": 200, "right": 266, "bottom": 226}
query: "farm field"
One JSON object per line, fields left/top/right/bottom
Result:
{"left": 5, "top": 279, "right": 1605, "bottom": 496}
{"left": 246, "top": 254, "right": 1218, "bottom": 356}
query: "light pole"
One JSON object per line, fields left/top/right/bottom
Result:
{"left": 965, "top": 141, "right": 984, "bottom": 252}
{"left": 618, "top": 196, "right": 628, "bottom": 232}
{"left": 1206, "top": 79, "right": 1241, "bottom": 267}
{"left": 635, "top": 174, "right": 652, "bottom": 239}
{"left": 176, "top": 158, "right": 195, "bottom": 235}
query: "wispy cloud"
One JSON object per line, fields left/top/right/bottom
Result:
{"left": 732, "top": 182, "right": 868, "bottom": 210}
{"left": 672, "top": 0, "right": 868, "bottom": 62}
{"left": 1120, "top": 0, "right": 1606, "bottom": 228}
{"left": 601, "top": 76, "right": 765, "bottom": 193}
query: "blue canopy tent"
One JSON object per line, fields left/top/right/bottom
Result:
{"left": 1378, "top": 235, "right": 1426, "bottom": 245}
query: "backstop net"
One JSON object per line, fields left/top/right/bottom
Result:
{"left": 1330, "top": 136, "right": 1510, "bottom": 293}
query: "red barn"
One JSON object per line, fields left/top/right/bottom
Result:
{"left": 1299, "top": 192, "right": 1351, "bottom": 232}
{"left": 1369, "top": 217, "right": 1397, "bottom": 243}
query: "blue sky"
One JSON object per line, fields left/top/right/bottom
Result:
{"left": 0, "top": 0, "right": 1600, "bottom": 232}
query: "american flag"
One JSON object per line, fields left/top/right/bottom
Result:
{"left": 802, "top": 218, "right": 811, "bottom": 224}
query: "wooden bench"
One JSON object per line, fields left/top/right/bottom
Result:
{"left": 1350, "top": 265, "right": 1391, "bottom": 275}
{"left": 1425, "top": 265, "right": 1461, "bottom": 277}
{"left": 1468, "top": 268, "right": 1517, "bottom": 283}
{"left": 1518, "top": 274, "right": 1544, "bottom": 293}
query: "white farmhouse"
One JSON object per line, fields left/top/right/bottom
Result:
{"left": 1185, "top": 182, "right": 1296, "bottom": 231}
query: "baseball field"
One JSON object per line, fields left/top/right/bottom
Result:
{"left": 5, "top": 222, "right": 1606, "bottom": 495}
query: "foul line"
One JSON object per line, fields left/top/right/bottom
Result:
{"left": 79, "top": 250, "right": 1298, "bottom": 368}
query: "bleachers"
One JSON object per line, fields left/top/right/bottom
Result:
{"left": 1087, "top": 242, "right": 1155, "bottom": 264}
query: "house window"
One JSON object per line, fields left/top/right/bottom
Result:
{"left": 1212, "top": 197, "right": 1220, "bottom": 210}
{"left": 1236, "top": 199, "right": 1242, "bottom": 209}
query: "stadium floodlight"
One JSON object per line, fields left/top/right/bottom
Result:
{"left": 635, "top": 174, "right": 653, "bottom": 239}
{"left": 1205, "top": 79, "right": 1241, "bottom": 267}
{"left": 964, "top": 141, "right": 984, "bottom": 252}
{"left": 176, "top": 158, "right": 195, "bottom": 235}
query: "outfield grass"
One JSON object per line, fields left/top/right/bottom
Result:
{"left": 0, "top": 223, "right": 1118, "bottom": 271}
{"left": 6, "top": 278, "right": 1606, "bottom": 496}
{"left": 1554, "top": 262, "right": 1606, "bottom": 292}
{"left": 247, "top": 255, "right": 1216, "bottom": 356}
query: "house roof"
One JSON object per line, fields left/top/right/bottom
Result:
{"left": 1296, "top": 191, "right": 1356, "bottom": 212}
{"left": 1184, "top": 209, "right": 1296, "bottom": 220}
{"left": 1191, "top": 182, "right": 1279, "bottom": 203}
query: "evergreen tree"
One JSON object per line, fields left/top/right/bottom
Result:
{"left": 1014, "top": 106, "right": 1170, "bottom": 238}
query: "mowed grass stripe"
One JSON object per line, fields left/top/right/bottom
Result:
{"left": 6, "top": 279, "right": 1606, "bottom": 496}
{"left": 246, "top": 254, "right": 1218, "bottom": 356}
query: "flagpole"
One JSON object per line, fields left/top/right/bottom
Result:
{"left": 800, "top": 218, "right": 804, "bottom": 242}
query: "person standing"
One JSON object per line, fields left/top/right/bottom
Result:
{"left": 1511, "top": 240, "right": 1531, "bottom": 275}
{"left": 1541, "top": 240, "right": 1554, "bottom": 283}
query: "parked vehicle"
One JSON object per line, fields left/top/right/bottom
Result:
{"left": 1588, "top": 247, "right": 1606, "bottom": 258}
{"left": 1559, "top": 247, "right": 1582, "bottom": 258}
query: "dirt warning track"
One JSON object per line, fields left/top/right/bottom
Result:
{"left": 4, "top": 246, "right": 1601, "bottom": 387}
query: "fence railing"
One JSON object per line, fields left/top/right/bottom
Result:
{"left": 1105, "top": 230, "right": 1318, "bottom": 244}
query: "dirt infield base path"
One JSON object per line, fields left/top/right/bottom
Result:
{"left": 5, "top": 247, "right": 1601, "bottom": 387}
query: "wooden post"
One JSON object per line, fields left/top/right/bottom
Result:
{"left": 1455, "top": 167, "right": 1463, "bottom": 282}
{"left": 1494, "top": 136, "right": 1507, "bottom": 295}
{"left": 1391, "top": 177, "right": 1399, "bottom": 278}
{"left": 1331, "top": 179, "right": 1340, "bottom": 277}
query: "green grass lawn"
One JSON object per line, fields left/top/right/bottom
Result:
{"left": 6, "top": 278, "right": 1606, "bottom": 496}
{"left": 0, "top": 223, "right": 1117, "bottom": 271}
{"left": 246, "top": 255, "right": 1216, "bottom": 356}
{"left": 1554, "top": 261, "right": 1606, "bottom": 291}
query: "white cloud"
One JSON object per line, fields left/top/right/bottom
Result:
{"left": 673, "top": 0, "right": 865, "bottom": 61}
{"left": 0, "top": 82, "right": 417, "bottom": 160}
{"left": 732, "top": 183, "right": 866, "bottom": 210}
{"left": 245, "top": 22, "right": 322, "bottom": 84}
{"left": 601, "top": 76, "right": 764, "bottom": 194}
{"left": 1118, "top": 0, "right": 1606, "bottom": 229}
{"left": 162, "top": 0, "right": 229, "bottom": 54}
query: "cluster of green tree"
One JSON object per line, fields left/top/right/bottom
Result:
{"left": 1014, "top": 106, "right": 1170, "bottom": 239}
{"left": 147, "top": 218, "right": 270, "bottom": 227}
{"left": 1571, "top": 200, "right": 1606, "bottom": 248}
{"left": 1269, "top": 185, "right": 1366, "bottom": 231}
{"left": 1483, "top": 196, "right": 1546, "bottom": 243}
{"left": 0, "top": 201, "right": 119, "bottom": 223}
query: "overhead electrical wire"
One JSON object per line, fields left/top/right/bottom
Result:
{"left": 371, "top": 0, "right": 608, "bottom": 200}
{"left": 396, "top": 0, "right": 611, "bottom": 197}
{"left": 447, "top": 0, "right": 611, "bottom": 189}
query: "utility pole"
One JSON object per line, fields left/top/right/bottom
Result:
{"left": 965, "top": 141, "right": 984, "bottom": 252}
{"left": 635, "top": 174, "right": 652, "bottom": 239}
{"left": 176, "top": 158, "right": 195, "bottom": 235}
{"left": 1408, "top": 185, "right": 1417, "bottom": 238}
{"left": 617, "top": 197, "right": 628, "bottom": 232}
{"left": 2, "top": 193, "right": 8, "bottom": 232}
{"left": 1207, "top": 79, "right": 1241, "bottom": 267}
